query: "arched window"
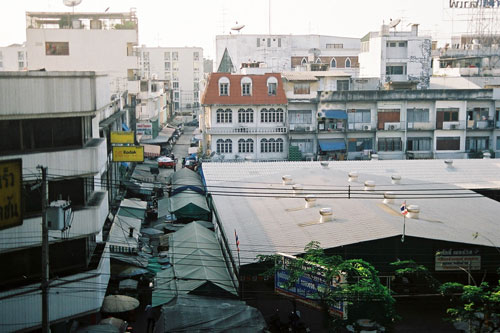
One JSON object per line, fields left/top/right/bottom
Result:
{"left": 241, "top": 77, "right": 252, "bottom": 96}
{"left": 216, "top": 138, "right": 232, "bottom": 153}
{"left": 260, "top": 108, "right": 268, "bottom": 123}
{"left": 276, "top": 108, "right": 284, "bottom": 123}
{"left": 238, "top": 138, "right": 254, "bottom": 153}
{"left": 269, "top": 138, "right": 276, "bottom": 152}
{"left": 216, "top": 108, "right": 224, "bottom": 123}
{"left": 345, "top": 58, "right": 351, "bottom": 68}
{"left": 315, "top": 58, "right": 322, "bottom": 64}
{"left": 330, "top": 58, "right": 337, "bottom": 68}
{"left": 218, "top": 76, "right": 230, "bottom": 96}
{"left": 261, "top": 138, "right": 284, "bottom": 153}
{"left": 269, "top": 108, "right": 276, "bottom": 122}
{"left": 301, "top": 57, "right": 307, "bottom": 66}
{"left": 224, "top": 108, "right": 232, "bottom": 123}
{"left": 276, "top": 138, "right": 284, "bottom": 152}
{"left": 238, "top": 108, "right": 254, "bottom": 123}
{"left": 266, "top": 76, "right": 278, "bottom": 96}
{"left": 260, "top": 138, "right": 268, "bottom": 153}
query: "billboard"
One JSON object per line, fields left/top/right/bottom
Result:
{"left": 0, "top": 159, "right": 23, "bottom": 230}
{"left": 435, "top": 249, "right": 481, "bottom": 271}
{"left": 112, "top": 146, "right": 144, "bottom": 162}
{"left": 275, "top": 253, "right": 346, "bottom": 318}
{"left": 111, "top": 131, "right": 135, "bottom": 144}
{"left": 136, "top": 123, "right": 153, "bottom": 139}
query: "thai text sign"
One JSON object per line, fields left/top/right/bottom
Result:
{"left": 0, "top": 159, "right": 23, "bottom": 230}
{"left": 112, "top": 146, "right": 144, "bottom": 162}
{"left": 435, "top": 249, "right": 481, "bottom": 271}
{"left": 111, "top": 131, "right": 135, "bottom": 144}
{"left": 136, "top": 123, "right": 153, "bottom": 136}
{"left": 275, "top": 253, "right": 346, "bottom": 318}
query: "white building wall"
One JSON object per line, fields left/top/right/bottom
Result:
{"left": 0, "top": 44, "right": 28, "bottom": 71}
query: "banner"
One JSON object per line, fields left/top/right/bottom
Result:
{"left": 112, "top": 146, "right": 144, "bottom": 162}
{"left": 111, "top": 131, "right": 135, "bottom": 144}
{"left": 0, "top": 159, "right": 23, "bottom": 230}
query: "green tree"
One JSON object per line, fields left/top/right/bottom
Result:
{"left": 258, "top": 241, "right": 397, "bottom": 331}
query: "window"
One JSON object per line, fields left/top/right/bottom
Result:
{"left": 17, "top": 51, "right": 24, "bottom": 60}
{"left": 174, "top": 92, "right": 179, "bottom": 100}
{"left": 345, "top": 58, "right": 351, "bottom": 68}
{"left": 407, "top": 108, "right": 430, "bottom": 123}
{"left": 172, "top": 62, "right": 179, "bottom": 71}
{"left": 238, "top": 108, "right": 254, "bottom": 123}
{"left": 257, "top": 38, "right": 260, "bottom": 47}
{"left": 193, "top": 51, "right": 199, "bottom": 61}
{"left": 216, "top": 108, "right": 232, "bottom": 123}
{"left": 219, "top": 77, "right": 230, "bottom": 96}
{"left": 173, "top": 82, "right": 179, "bottom": 89}
{"left": 386, "top": 64, "right": 406, "bottom": 75}
{"left": 45, "top": 42, "right": 69, "bottom": 55}
{"left": 164, "top": 52, "right": 170, "bottom": 60}
{"left": 337, "top": 80, "right": 349, "bottom": 91}
{"left": 436, "top": 137, "right": 460, "bottom": 150}
{"left": 330, "top": 58, "right": 336, "bottom": 68}
{"left": 294, "top": 83, "right": 310, "bottom": 94}
{"left": 241, "top": 77, "right": 252, "bottom": 96}
{"left": 388, "top": 41, "right": 408, "bottom": 47}
{"left": 407, "top": 137, "right": 432, "bottom": 151}
{"left": 216, "top": 139, "right": 232, "bottom": 153}
{"left": 289, "top": 110, "right": 312, "bottom": 124}
{"left": 172, "top": 52, "right": 178, "bottom": 60}
{"left": 466, "top": 137, "right": 489, "bottom": 152}
{"left": 348, "top": 138, "right": 373, "bottom": 152}
{"left": 238, "top": 139, "right": 254, "bottom": 153}
{"left": 194, "top": 92, "right": 199, "bottom": 100}
{"left": 267, "top": 76, "right": 278, "bottom": 96}
{"left": 326, "top": 43, "right": 344, "bottom": 49}
{"left": 348, "top": 109, "right": 371, "bottom": 124}
{"left": 497, "top": 136, "right": 500, "bottom": 150}
{"left": 443, "top": 110, "right": 459, "bottom": 121}
{"left": 164, "top": 62, "right": 170, "bottom": 70}
{"left": 260, "top": 108, "right": 284, "bottom": 123}
{"left": 267, "top": 38, "right": 271, "bottom": 47}
{"left": 194, "top": 82, "right": 199, "bottom": 90}
{"left": 378, "top": 137, "right": 402, "bottom": 151}
{"left": 261, "top": 138, "right": 284, "bottom": 153}
{"left": 467, "top": 107, "right": 489, "bottom": 121}
{"left": 278, "top": 38, "right": 282, "bottom": 47}
{"left": 301, "top": 57, "right": 307, "bottom": 66}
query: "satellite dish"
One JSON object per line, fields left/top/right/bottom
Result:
{"left": 63, "top": 0, "right": 82, "bottom": 7}
{"left": 231, "top": 22, "right": 245, "bottom": 32}
{"left": 389, "top": 18, "right": 401, "bottom": 29}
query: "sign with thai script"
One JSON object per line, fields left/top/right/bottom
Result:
{"left": 111, "top": 131, "right": 135, "bottom": 144}
{"left": 0, "top": 159, "right": 23, "bottom": 230}
{"left": 449, "top": 0, "right": 500, "bottom": 8}
{"left": 275, "top": 253, "right": 346, "bottom": 318}
{"left": 136, "top": 123, "right": 153, "bottom": 136}
{"left": 112, "top": 146, "right": 144, "bottom": 162}
{"left": 435, "top": 249, "right": 481, "bottom": 271}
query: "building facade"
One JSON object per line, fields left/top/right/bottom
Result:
{"left": 0, "top": 71, "right": 111, "bottom": 332}
{"left": 0, "top": 43, "right": 28, "bottom": 71}
{"left": 201, "top": 73, "right": 288, "bottom": 161}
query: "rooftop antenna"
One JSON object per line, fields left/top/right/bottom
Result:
{"left": 268, "top": 0, "right": 271, "bottom": 35}
{"left": 63, "top": 0, "right": 82, "bottom": 15}
{"left": 389, "top": 18, "right": 401, "bottom": 31}
{"left": 231, "top": 22, "right": 245, "bottom": 34}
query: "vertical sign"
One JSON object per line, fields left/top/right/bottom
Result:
{"left": 0, "top": 159, "right": 23, "bottom": 230}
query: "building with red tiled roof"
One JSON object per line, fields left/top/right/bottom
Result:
{"left": 201, "top": 73, "right": 289, "bottom": 161}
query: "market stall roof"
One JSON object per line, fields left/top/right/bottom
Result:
{"left": 152, "top": 222, "right": 238, "bottom": 307}
{"left": 141, "top": 144, "right": 161, "bottom": 157}
{"left": 140, "top": 135, "right": 169, "bottom": 145}
{"left": 168, "top": 192, "right": 210, "bottom": 221}
{"left": 170, "top": 168, "right": 205, "bottom": 196}
{"left": 117, "top": 199, "right": 147, "bottom": 219}
{"left": 108, "top": 215, "right": 141, "bottom": 254}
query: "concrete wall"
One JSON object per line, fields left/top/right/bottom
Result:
{"left": 0, "top": 44, "right": 27, "bottom": 71}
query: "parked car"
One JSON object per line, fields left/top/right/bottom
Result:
{"left": 184, "top": 159, "right": 197, "bottom": 171}
{"left": 157, "top": 156, "right": 176, "bottom": 168}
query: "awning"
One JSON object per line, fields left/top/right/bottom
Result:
{"left": 99, "top": 111, "right": 125, "bottom": 128}
{"left": 318, "top": 139, "right": 346, "bottom": 151}
{"left": 140, "top": 135, "right": 169, "bottom": 145}
{"left": 160, "top": 127, "right": 175, "bottom": 138}
{"left": 142, "top": 144, "right": 161, "bottom": 157}
{"left": 324, "top": 110, "right": 347, "bottom": 119}
{"left": 122, "top": 123, "right": 130, "bottom": 131}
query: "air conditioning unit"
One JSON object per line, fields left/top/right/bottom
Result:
{"left": 317, "top": 111, "right": 325, "bottom": 118}
{"left": 363, "top": 125, "right": 372, "bottom": 130}
{"left": 348, "top": 123, "right": 354, "bottom": 130}
{"left": 407, "top": 122, "right": 414, "bottom": 129}
{"left": 385, "top": 122, "right": 400, "bottom": 130}
{"left": 290, "top": 124, "right": 295, "bottom": 130}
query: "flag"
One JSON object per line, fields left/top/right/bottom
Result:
{"left": 400, "top": 201, "right": 408, "bottom": 216}
{"left": 234, "top": 229, "right": 240, "bottom": 252}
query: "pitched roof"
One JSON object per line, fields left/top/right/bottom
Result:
{"left": 217, "top": 48, "right": 235, "bottom": 73}
{"left": 201, "top": 72, "right": 287, "bottom": 105}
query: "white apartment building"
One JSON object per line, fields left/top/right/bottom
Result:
{"left": 359, "top": 23, "right": 432, "bottom": 89}
{"left": 0, "top": 71, "right": 111, "bottom": 332}
{"left": 0, "top": 43, "right": 28, "bottom": 71}
{"left": 216, "top": 34, "right": 360, "bottom": 74}
{"left": 138, "top": 46, "right": 203, "bottom": 114}
{"left": 26, "top": 11, "right": 139, "bottom": 95}
{"left": 201, "top": 73, "right": 288, "bottom": 161}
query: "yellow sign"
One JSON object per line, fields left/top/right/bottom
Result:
{"left": 111, "top": 131, "right": 135, "bottom": 144}
{"left": 112, "top": 146, "right": 144, "bottom": 162}
{"left": 0, "top": 159, "right": 23, "bottom": 230}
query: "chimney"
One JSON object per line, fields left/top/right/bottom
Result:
{"left": 348, "top": 171, "right": 358, "bottom": 182}
{"left": 292, "top": 184, "right": 303, "bottom": 196}
{"left": 407, "top": 205, "right": 420, "bottom": 219}
{"left": 305, "top": 195, "right": 316, "bottom": 208}
{"left": 320, "top": 161, "right": 330, "bottom": 169}
{"left": 483, "top": 152, "right": 491, "bottom": 159}
{"left": 282, "top": 175, "right": 293, "bottom": 185}
{"left": 411, "top": 24, "right": 419, "bottom": 36}
{"left": 319, "top": 207, "right": 333, "bottom": 223}
{"left": 371, "top": 154, "right": 379, "bottom": 161}
{"left": 129, "top": 227, "right": 134, "bottom": 238}
{"left": 364, "top": 180, "right": 376, "bottom": 191}
{"left": 383, "top": 191, "right": 396, "bottom": 204}
{"left": 444, "top": 159, "right": 453, "bottom": 168}
{"left": 391, "top": 174, "right": 401, "bottom": 185}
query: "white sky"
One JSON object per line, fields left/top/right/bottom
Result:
{"left": 0, "top": 0, "right": 491, "bottom": 59}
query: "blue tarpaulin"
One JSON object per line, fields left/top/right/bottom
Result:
{"left": 318, "top": 140, "right": 346, "bottom": 151}
{"left": 122, "top": 123, "right": 130, "bottom": 131}
{"left": 324, "top": 110, "right": 347, "bottom": 119}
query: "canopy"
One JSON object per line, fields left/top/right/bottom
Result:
{"left": 318, "top": 139, "right": 346, "bottom": 151}
{"left": 155, "top": 295, "right": 267, "bottom": 333}
{"left": 140, "top": 135, "right": 169, "bottom": 145}
{"left": 142, "top": 144, "right": 161, "bottom": 157}
{"left": 117, "top": 199, "right": 147, "bottom": 219}
{"left": 152, "top": 222, "right": 238, "bottom": 307}
{"left": 168, "top": 192, "right": 210, "bottom": 221}
{"left": 108, "top": 215, "right": 141, "bottom": 254}
{"left": 122, "top": 123, "right": 130, "bottom": 131}
{"left": 170, "top": 168, "right": 205, "bottom": 196}
{"left": 324, "top": 110, "right": 347, "bottom": 119}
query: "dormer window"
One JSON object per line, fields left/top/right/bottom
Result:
{"left": 267, "top": 76, "right": 278, "bottom": 96}
{"left": 219, "top": 77, "right": 230, "bottom": 96}
{"left": 241, "top": 77, "right": 252, "bottom": 96}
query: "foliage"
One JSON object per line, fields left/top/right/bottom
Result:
{"left": 257, "top": 241, "right": 398, "bottom": 331}
{"left": 390, "top": 260, "right": 441, "bottom": 293}
{"left": 440, "top": 281, "right": 500, "bottom": 332}
{"left": 114, "top": 21, "right": 137, "bottom": 30}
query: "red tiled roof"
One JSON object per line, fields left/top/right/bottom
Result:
{"left": 201, "top": 72, "right": 287, "bottom": 105}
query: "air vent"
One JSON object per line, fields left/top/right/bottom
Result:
{"left": 483, "top": 152, "right": 491, "bottom": 159}
{"left": 319, "top": 207, "right": 333, "bottom": 223}
{"left": 383, "top": 191, "right": 396, "bottom": 204}
{"left": 364, "top": 180, "right": 375, "bottom": 191}
{"left": 320, "top": 161, "right": 329, "bottom": 169}
{"left": 282, "top": 175, "right": 293, "bottom": 185}
{"left": 407, "top": 205, "right": 420, "bottom": 219}
{"left": 305, "top": 195, "right": 316, "bottom": 208}
{"left": 292, "top": 184, "right": 303, "bottom": 196}
{"left": 444, "top": 159, "right": 453, "bottom": 168}
{"left": 371, "top": 154, "right": 379, "bottom": 161}
{"left": 391, "top": 174, "right": 401, "bottom": 185}
{"left": 348, "top": 171, "right": 358, "bottom": 182}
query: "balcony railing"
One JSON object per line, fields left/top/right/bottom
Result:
{"left": 347, "top": 122, "right": 375, "bottom": 131}
{"left": 407, "top": 122, "right": 435, "bottom": 130}
{"left": 206, "top": 127, "right": 287, "bottom": 134}
{"left": 436, "top": 120, "right": 466, "bottom": 130}
{"left": 289, "top": 124, "right": 315, "bottom": 132}
{"left": 466, "top": 119, "right": 495, "bottom": 130}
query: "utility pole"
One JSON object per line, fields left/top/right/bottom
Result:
{"left": 38, "top": 166, "right": 50, "bottom": 333}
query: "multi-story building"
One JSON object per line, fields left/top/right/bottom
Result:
{"left": 201, "top": 73, "right": 288, "bottom": 161}
{"left": 216, "top": 34, "right": 360, "bottom": 74}
{"left": 0, "top": 43, "right": 28, "bottom": 71}
{"left": 0, "top": 71, "right": 111, "bottom": 332}
{"left": 359, "top": 23, "right": 432, "bottom": 90}
{"left": 138, "top": 46, "right": 203, "bottom": 116}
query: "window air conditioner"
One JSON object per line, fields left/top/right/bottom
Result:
{"left": 407, "top": 123, "right": 414, "bottom": 129}
{"left": 348, "top": 123, "right": 354, "bottom": 130}
{"left": 317, "top": 111, "right": 325, "bottom": 118}
{"left": 363, "top": 125, "right": 371, "bottom": 130}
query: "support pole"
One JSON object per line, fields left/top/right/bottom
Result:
{"left": 39, "top": 166, "right": 49, "bottom": 333}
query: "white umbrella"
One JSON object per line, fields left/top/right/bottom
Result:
{"left": 102, "top": 295, "right": 140, "bottom": 313}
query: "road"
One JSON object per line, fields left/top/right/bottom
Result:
{"left": 157, "top": 126, "right": 196, "bottom": 180}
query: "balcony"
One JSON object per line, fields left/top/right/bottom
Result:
{"left": 347, "top": 122, "right": 374, "bottom": 131}
{"left": 407, "top": 122, "right": 435, "bottom": 130}
{"left": 380, "top": 121, "right": 405, "bottom": 131}
{"left": 206, "top": 126, "right": 287, "bottom": 134}
{"left": 0, "top": 244, "right": 110, "bottom": 332}
{"left": 466, "top": 119, "right": 495, "bottom": 130}
{"left": 436, "top": 120, "right": 466, "bottom": 130}
{"left": 289, "top": 124, "right": 315, "bottom": 133}
{"left": 0, "top": 191, "right": 109, "bottom": 251}
{"left": 0, "top": 138, "right": 107, "bottom": 178}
